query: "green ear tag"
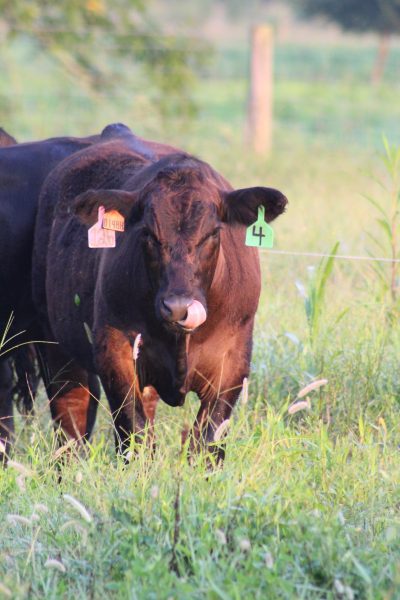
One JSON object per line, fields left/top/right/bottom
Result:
{"left": 74, "top": 293, "right": 81, "bottom": 307}
{"left": 245, "top": 206, "right": 274, "bottom": 248}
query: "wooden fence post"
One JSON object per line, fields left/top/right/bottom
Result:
{"left": 247, "top": 24, "right": 273, "bottom": 155}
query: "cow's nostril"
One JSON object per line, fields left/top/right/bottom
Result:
{"left": 161, "top": 296, "right": 192, "bottom": 323}
{"left": 162, "top": 299, "right": 173, "bottom": 316}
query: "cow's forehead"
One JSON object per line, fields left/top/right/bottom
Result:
{"left": 144, "top": 187, "right": 219, "bottom": 234}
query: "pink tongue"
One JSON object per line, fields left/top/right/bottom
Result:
{"left": 178, "top": 300, "right": 207, "bottom": 330}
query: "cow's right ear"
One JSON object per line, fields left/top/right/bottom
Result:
{"left": 220, "top": 186, "right": 288, "bottom": 225}
{"left": 72, "top": 189, "right": 137, "bottom": 226}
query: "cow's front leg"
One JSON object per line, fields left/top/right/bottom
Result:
{"left": 95, "top": 327, "right": 157, "bottom": 455}
{"left": 190, "top": 376, "right": 244, "bottom": 465}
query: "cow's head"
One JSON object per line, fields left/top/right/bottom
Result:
{"left": 73, "top": 155, "right": 287, "bottom": 334}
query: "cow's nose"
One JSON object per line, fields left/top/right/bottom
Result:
{"left": 161, "top": 295, "right": 192, "bottom": 322}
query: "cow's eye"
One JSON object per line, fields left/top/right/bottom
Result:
{"left": 197, "top": 227, "right": 221, "bottom": 247}
{"left": 143, "top": 229, "right": 160, "bottom": 246}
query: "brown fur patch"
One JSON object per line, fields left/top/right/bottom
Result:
{"left": 51, "top": 386, "right": 91, "bottom": 439}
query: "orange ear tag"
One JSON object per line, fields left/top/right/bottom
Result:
{"left": 102, "top": 209, "right": 125, "bottom": 232}
{"left": 88, "top": 206, "right": 116, "bottom": 248}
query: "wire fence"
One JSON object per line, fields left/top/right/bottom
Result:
{"left": 3, "top": 39, "right": 400, "bottom": 142}
{"left": 263, "top": 249, "right": 400, "bottom": 264}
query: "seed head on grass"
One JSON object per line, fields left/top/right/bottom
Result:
{"left": 264, "top": 551, "right": 274, "bottom": 569}
{"left": 8, "top": 460, "right": 34, "bottom": 477}
{"left": 297, "top": 379, "right": 328, "bottom": 399}
{"left": 215, "top": 529, "right": 227, "bottom": 545}
{"left": 288, "top": 378, "right": 328, "bottom": 415}
{"left": 6, "top": 514, "right": 32, "bottom": 526}
{"left": 133, "top": 333, "right": 142, "bottom": 360}
{"left": 213, "top": 419, "right": 230, "bottom": 442}
{"left": 53, "top": 439, "right": 77, "bottom": 460}
{"left": 334, "top": 579, "right": 345, "bottom": 595}
{"left": 239, "top": 539, "right": 251, "bottom": 552}
{"left": 63, "top": 494, "right": 92, "bottom": 523}
{"left": 288, "top": 398, "right": 311, "bottom": 415}
{"left": 33, "top": 503, "right": 49, "bottom": 514}
{"left": 45, "top": 559, "right": 66, "bottom": 573}
{"left": 125, "top": 450, "right": 133, "bottom": 463}
{"left": 16, "top": 474, "right": 26, "bottom": 492}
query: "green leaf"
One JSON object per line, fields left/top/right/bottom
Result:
{"left": 365, "top": 231, "right": 386, "bottom": 254}
{"left": 362, "top": 194, "right": 388, "bottom": 220}
{"left": 376, "top": 218, "right": 392, "bottom": 241}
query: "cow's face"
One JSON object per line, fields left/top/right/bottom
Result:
{"left": 140, "top": 176, "right": 222, "bottom": 332}
{"left": 73, "top": 157, "right": 288, "bottom": 334}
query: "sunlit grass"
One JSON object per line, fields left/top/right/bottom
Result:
{"left": 2, "top": 392, "right": 400, "bottom": 598}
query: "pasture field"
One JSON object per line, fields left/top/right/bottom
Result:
{"left": 1, "top": 41, "right": 400, "bottom": 599}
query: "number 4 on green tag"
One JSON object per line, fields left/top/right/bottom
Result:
{"left": 245, "top": 206, "right": 274, "bottom": 248}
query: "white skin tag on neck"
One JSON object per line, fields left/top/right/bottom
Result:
{"left": 88, "top": 206, "right": 116, "bottom": 248}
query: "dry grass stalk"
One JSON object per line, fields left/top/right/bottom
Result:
{"left": 241, "top": 377, "right": 249, "bottom": 405}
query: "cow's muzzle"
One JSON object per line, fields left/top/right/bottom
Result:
{"left": 160, "top": 295, "right": 207, "bottom": 332}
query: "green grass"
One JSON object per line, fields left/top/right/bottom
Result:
{"left": 2, "top": 38, "right": 400, "bottom": 599}
{"left": 2, "top": 385, "right": 400, "bottom": 599}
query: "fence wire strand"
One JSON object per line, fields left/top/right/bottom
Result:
{"left": 262, "top": 249, "right": 400, "bottom": 263}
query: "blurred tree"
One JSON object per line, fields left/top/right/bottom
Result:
{"left": 0, "top": 0, "right": 207, "bottom": 120}
{"left": 290, "top": 0, "right": 400, "bottom": 83}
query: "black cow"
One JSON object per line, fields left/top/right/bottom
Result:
{"left": 0, "top": 123, "right": 133, "bottom": 460}
{"left": 33, "top": 129, "right": 287, "bottom": 462}
{"left": 0, "top": 130, "right": 40, "bottom": 429}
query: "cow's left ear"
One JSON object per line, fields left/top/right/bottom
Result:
{"left": 220, "top": 186, "right": 288, "bottom": 225}
{"left": 72, "top": 189, "right": 138, "bottom": 226}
